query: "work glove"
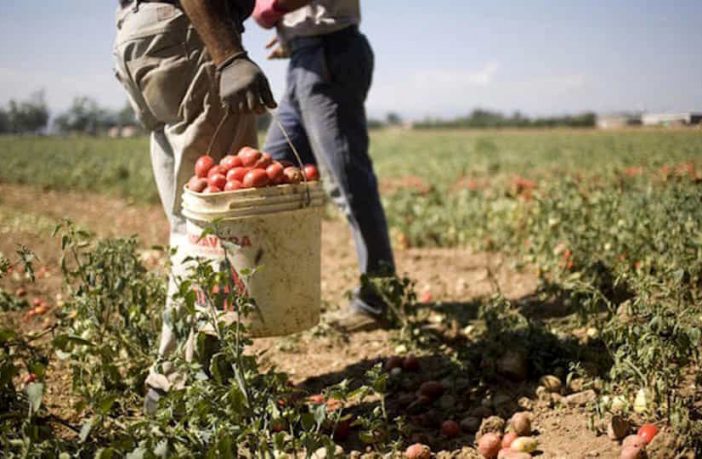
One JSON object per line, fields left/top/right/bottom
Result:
{"left": 218, "top": 52, "right": 277, "bottom": 114}
{"left": 253, "top": 0, "right": 288, "bottom": 29}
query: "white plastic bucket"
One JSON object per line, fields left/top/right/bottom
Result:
{"left": 178, "top": 182, "right": 325, "bottom": 337}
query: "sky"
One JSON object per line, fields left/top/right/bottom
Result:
{"left": 0, "top": 0, "right": 700, "bottom": 120}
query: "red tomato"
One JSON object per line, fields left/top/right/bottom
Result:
{"left": 283, "top": 166, "right": 303, "bottom": 184}
{"left": 188, "top": 176, "right": 208, "bottom": 193}
{"left": 384, "top": 356, "right": 403, "bottom": 370}
{"left": 243, "top": 169, "right": 270, "bottom": 188}
{"left": 253, "top": 153, "right": 273, "bottom": 169}
{"left": 195, "top": 155, "right": 215, "bottom": 178}
{"left": 637, "top": 423, "right": 658, "bottom": 444}
{"left": 208, "top": 173, "right": 227, "bottom": 190}
{"left": 207, "top": 165, "right": 226, "bottom": 179}
{"left": 303, "top": 164, "right": 319, "bottom": 181}
{"left": 32, "top": 298, "right": 42, "bottom": 307}
{"left": 204, "top": 185, "right": 222, "bottom": 194}
{"left": 333, "top": 418, "right": 353, "bottom": 441}
{"left": 405, "top": 444, "right": 431, "bottom": 459}
{"left": 266, "top": 162, "right": 285, "bottom": 183}
{"left": 307, "top": 394, "right": 325, "bottom": 405}
{"left": 418, "top": 381, "right": 445, "bottom": 399}
{"left": 440, "top": 420, "right": 460, "bottom": 438}
{"left": 220, "top": 155, "right": 242, "bottom": 170}
{"left": 238, "top": 147, "right": 262, "bottom": 167}
{"left": 402, "top": 354, "right": 421, "bottom": 372}
{"left": 271, "top": 419, "right": 287, "bottom": 433}
{"left": 227, "top": 167, "right": 252, "bottom": 182}
{"left": 23, "top": 373, "right": 37, "bottom": 384}
{"left": 224, "top": 180, "right": 244, "bottom": 191}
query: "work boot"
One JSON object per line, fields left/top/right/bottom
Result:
{"left": 326, "top": 290, "right": 388, "bottom": 333}
{"left": 143, "top": 387, "right": 165, "bottom": 417}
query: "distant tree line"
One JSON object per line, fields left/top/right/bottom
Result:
{"left": 54, "top": 97, "right": 139, "bottom": 135}
{"left": 0, "top": 91, "right": 50, "bottom": 134}
{"left": 414, "top": 109, "right": 596, "bottom": 129}
{"left": 368, "top": 112, "right": 404, "bottom": 130}
{"left": 0, "top": 91, "right": 140, "bottom": 136}
{"left": 1, "top": 92, "right": 595, "bottom": 136}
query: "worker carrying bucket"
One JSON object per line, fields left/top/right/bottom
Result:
{"left": 113, "top": 0, "right": 394, "bottom": 415}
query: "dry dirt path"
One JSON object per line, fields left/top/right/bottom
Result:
{"left": 0, "top": 182, "right": 621, "bottom": 458}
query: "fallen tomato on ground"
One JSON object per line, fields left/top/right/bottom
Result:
{"left": 636, "top": 423, "right": 658, "bottom": 444}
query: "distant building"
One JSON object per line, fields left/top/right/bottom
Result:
{"left": 107, "top": 125, "right": 141, "bottom": 138}
{"left": 641, "top": 112, "right": 702, "bottom": 127}
{"left": 121, "top": 125, "right": 139, "bottom": 138}
{"left": 596, "top": 113, "right": 642, "bottom": 129}
{"left": 107, "top": 126, "right": 121, "bottom": 138}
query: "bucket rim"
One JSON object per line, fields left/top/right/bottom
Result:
{"left": 182, "top": 203, "right": 323, "bottom": 224}
{"left": 183, "top": 181, "right": 322, "bottom": 198}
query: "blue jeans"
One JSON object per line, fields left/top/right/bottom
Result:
{"left": 263, "top": 27, "right": 395, "bottom": 315}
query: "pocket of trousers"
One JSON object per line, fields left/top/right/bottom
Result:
{"left": 114, "top": 62, "right": 161, "bottom": 131}
{"left": 126, "top": 41, "right": 194, "bottom": 127}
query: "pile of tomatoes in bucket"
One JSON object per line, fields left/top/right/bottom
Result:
{"left": 188, "top": 147, "right": 319, "bottom": 194}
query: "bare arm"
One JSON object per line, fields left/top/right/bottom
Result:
{"left": 179, "top": 0, "right": 276, "bottom": 113}
{"left": 179, "top": 0, "right": 245, "bottom": 66}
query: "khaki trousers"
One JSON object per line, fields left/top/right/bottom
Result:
{"left": 113, "top": 2, "right": 257, "bottom": 390}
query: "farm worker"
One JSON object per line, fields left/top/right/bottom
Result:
{"left": 113, "top": 0, "right": 277, "bottom": 414}
{"left": 253, "top": 0, "right": 396, "bottom": 332}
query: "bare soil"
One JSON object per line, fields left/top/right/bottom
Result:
{"left": 0, "top": 182, "right": 623, "bottom": 458}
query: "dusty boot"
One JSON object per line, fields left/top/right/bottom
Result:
{"left": 326, "top": 290, "right": 388, "bottom": 333}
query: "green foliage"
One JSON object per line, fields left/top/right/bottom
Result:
{"left": 1, "top": 226, "right": 398, "bottom": 457}
{"left": 385, "top": 161, "right": 702, "bottom": 446}
{"left": 53, "top": 222, "right": 165, "bottom": 410}
{"left": 0, "top": 136, "right": 157, "bottom": 201}
{"left": 2, "top": 91, "right": 50, "bottom": 134}
{"left": 0, "top": 246, "right": 35, "bottom": 311}
{"left": 0, "top": 249, "right": 54, "bottom": 457}
{"left": 1, "top": 130, "right": 701, "bottom": 452}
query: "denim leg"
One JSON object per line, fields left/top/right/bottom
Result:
{"left": 262, "top": 84, "right": 315, "bottom": 165}
{"left": 292, "top": 35, "right": 395, "bottom": 281}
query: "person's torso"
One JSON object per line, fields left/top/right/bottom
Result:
{"left": 278, "top": 0, "right": 360, "bottom": 41}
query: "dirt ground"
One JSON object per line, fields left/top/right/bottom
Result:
{"left": 0, "top": 182, "right": 623, "bottom": 458}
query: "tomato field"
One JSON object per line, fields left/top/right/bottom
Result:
{"left": 1, "top": 128, "right": 701, "bottom": 458}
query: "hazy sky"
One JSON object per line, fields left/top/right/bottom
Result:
{"left": 0, "top": 0, "right": 700, "bottom": 120}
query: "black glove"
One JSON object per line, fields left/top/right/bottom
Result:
{"left": 218, "top": 52, "right": 277, "bottom": 114}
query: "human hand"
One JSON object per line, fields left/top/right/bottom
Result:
{"left": 218, "top": 52, "right": 277, "bottom": 114}
{"left": 266, "top": 36, "right": 290, "bottom": 60}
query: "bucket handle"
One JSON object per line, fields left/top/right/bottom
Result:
{"left": 208, "top": 107, "right": 313, "bottom": 208}
{"left": 269, "top": 110, "right": 312, "bottom": 207}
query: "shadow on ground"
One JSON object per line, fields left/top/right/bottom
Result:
{"left": 294, "top": 288, "right": 614, "bottom": 453}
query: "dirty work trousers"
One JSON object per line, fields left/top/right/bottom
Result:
{"left": 113, "top": 2, "right": 257, "bottom": 391}
{"left": 263, "top": 26, "right": 395, "bottom": 315}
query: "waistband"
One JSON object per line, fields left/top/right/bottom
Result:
{"left": 120, "top": 0, "right": 179, "bottom": 8}
{"left": 289, "top": 25, "right": 359, "bottom": 52}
